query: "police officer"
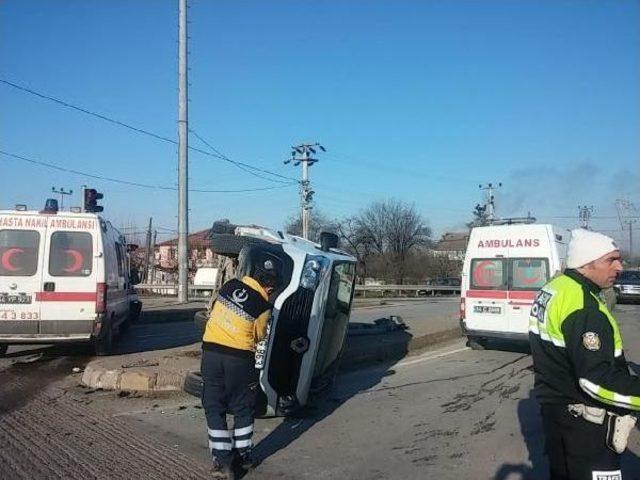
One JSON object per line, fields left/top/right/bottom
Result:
{"left": 529, "top": 228, "right": 639, "bottom": 480}
{"left": 201, "top": 261, "right": 279, "bottom": 480}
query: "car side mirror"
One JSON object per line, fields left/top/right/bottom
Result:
{"left": 320, "top": 232, "right": 339, "bottom": 251}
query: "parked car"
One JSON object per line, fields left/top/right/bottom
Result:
{"left": 430, "top": 277, "right": 461, "bottom": 286}
{"left": 187, "top": 226, "right": 357, "bottom": 417}
{"left": 614, "top": 270, "right": 640, "bottom": 304}
{"left": 417, "top": 277, "right": 461, "bottom": 295}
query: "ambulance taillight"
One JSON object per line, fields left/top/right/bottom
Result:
{"left": 96, "top": 283, "right": 107, "bottom": 314}
{"left": 460, "top": 297, "right": 466, "bottom": 320}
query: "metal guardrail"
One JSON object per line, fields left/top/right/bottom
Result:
{"left": 356, "top": 284, "right": 461, "bottom": 297}
{"left": 135, "top": 283, "right": 460, "bottom": 298}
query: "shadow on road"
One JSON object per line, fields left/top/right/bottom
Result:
{"left": 246, "top": 329, "right": 413, "bottom": 478}
{"left": 493, "top": 388, "right": 547, "bottom": 480}
{"left": 114, "top": 307, "right": 202, "bottom": 354}
{"left": 480, "top": 339, "right": 531, "bottom": 355}
{"left": 498, "top": 389, "right": 640, "bottom": 480}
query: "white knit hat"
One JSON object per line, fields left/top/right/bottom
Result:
{"left": 566, "top": 229, "right": 619, "bottom": 269}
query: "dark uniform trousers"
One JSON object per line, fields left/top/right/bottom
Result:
{"left": 201, "top": 348, "right": 259, "bottom": 466}
{"left": 541, "top": 404, "right": 621, "bottom": 480}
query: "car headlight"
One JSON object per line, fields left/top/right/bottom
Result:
{"left": 300, "top": 257, "right": 322, "bottom": 290}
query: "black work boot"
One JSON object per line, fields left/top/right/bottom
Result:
{"left": 220, "top": 464, "right": 235, "bottom": 480}
{"left": 237, "top": 450, "right": 254, "bottom": 470}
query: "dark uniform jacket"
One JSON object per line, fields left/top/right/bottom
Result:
{"left": 529, "top": 269, "right": 640, "bottom": 414}
{"left": 203, "top": 276, "right": 272, "bottom": 357}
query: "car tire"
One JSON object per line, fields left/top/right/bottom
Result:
{"left": 183, "top": 371, "right": 203, "bottom": 398}
{"left": 466, "top": 336, "right": 486, "bottom": 350}
{"left": 0, "top": 344, "right": 8, "bottom": 357}
{"left": 94, "top": 319, "right": 114, "bottom": 356}
{"left": 194, "top": 310, "right": 209, "bottom": 336}
{"left": 210, "top": 234, "right": 268, "bottom": 258}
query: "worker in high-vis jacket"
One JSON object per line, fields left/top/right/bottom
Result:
{"left": 201, "top": 261, "right": 279, "bottom": 480}
{"left": 529, "top": 228, "right": 637, "bottom": 480}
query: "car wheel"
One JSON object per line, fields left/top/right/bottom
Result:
{"left": 94, "top": 319, "right": 114, "bottom": 356}
{"left": 466, "top": 336, "right": 486, "bottom": 350}
{"left": 183, "top": 371, "right": 203, "bottom": 398}
{"left": 194, "top": 310, "right": 209, "bottom": 336}
{"left": 210, "top": 234, "right": 268, "bottom": 258}
{"left": 0, "top": 344, "right": 8, "bottom": 357}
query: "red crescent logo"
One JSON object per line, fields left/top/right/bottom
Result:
{"left": 516, "top": 267, "right": 542, "bottom": 285}
{"left": 1, "top": 248, "right": 25, "bottom": 271}
{"left": 64, "top": 249, "right": 84, "bottom": 273}
{"left": 473, "top": 260, "right": 495, "bottom": 287}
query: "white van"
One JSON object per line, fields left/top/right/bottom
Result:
{"left": 0, "top": 205, "right": 141, "bottom": 355}
{"left": 460, "top": 223, "right": 569, "bottom": 349}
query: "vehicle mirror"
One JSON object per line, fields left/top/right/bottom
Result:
{"left": 320, "top": 232, "right": 339, "bottom": 251}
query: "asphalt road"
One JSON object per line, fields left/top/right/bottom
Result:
{"left": 1, "top": 302, "right": 640, "bottom": 479}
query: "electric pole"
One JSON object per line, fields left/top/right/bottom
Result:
{"left": 149, "top": 230, "right": 157, "bottom": 284}
{"left": 285, "top": 143, "right": 325, "bottom": 239}
{"left": 51, "top": 187, "right": 73, "bottom": 210}
{"left": 177, "top": 0, "right": 189, "bottom": 302}
{"left": 144, "top": 218, "right": 153, "bottom": 283}
{"left": 578, "top": 205, "right": 594, "bottom": 229}
{"left": 616, "top": 199, "right": 638, "bottom": 257}
{"left": 479, "top": 182, "right": 502, "bottom": 223}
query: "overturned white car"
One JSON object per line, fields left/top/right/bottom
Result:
{"left": 188, "top": 224, "right": 357, "bottom": 416}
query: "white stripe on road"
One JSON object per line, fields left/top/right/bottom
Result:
{"left": 395, "top": 346, "right": 469, "bottom": 369}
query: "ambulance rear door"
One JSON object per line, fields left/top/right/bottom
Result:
{"left": 466, "top": 256, "right": 509, "bottom": 333}
{"left": 503, "top": 225, "right": 552, "bottom": 334}
{"left": 0, "top": 213, "right": 48, "bottom": 335}
{"left": 39, "top": 216, "right": 99, "bottom": 336}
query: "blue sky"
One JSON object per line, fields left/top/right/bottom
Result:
{"left": 1, "top": 1, "right": 639, "bottom": 251}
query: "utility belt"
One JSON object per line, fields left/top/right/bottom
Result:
{"left": 567, "top": 403, "right": 637, "bottom": 454}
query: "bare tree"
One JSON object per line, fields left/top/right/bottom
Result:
{"left": 336, "top": 216, "right": 372, "bottom": 281}
{"left": 354, "top": 199, "right": 430, "bottom": 284}
{"left": 284, "top": 209, "right": 336, "bottom": 242}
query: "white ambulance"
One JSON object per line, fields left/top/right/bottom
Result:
{"left": 0, "top": 202, "right": 141, "bottom": 356}
{"left": 460, "top": 223, "right": 569, "bottom": 349}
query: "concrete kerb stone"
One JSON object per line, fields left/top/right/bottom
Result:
{"left": 81, "top": 326, "right": 463, "bottom": 392}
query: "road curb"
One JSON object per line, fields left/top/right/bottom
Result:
{"left": 80, "top": 326, "right": 463, "bottom": 393}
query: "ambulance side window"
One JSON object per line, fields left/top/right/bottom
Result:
{"left": 510, "top": 258, "right": 549, "bottom": 290}
{"left": 470, "top": 259, "right": 506, "bottom": 289}
{"left": 0, "top": 230, "right": 40, "bottom": 276}
{"left": 115, "top": 242, "right": 124, "bottom": 277}
{"left": 49, "top": 232, "right": 93, "bottom": 277}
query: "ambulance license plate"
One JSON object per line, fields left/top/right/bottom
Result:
{"left": 0, "top": 294, "right": 32, "bottom": 304}
{"left": 473, "top": 305, "right": 501, "bottom": 314}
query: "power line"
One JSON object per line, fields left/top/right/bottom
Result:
{"left": 189, "top": 129, "right": 292, "bottom": 184}
{"left": 0, "top": 78, "right": 297, "bottom": 183}
{"left": 0, "top": 149, "right": 296, "bottom": 193}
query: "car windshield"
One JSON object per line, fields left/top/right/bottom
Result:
{"left": 618, "top": 271, "right": 640, "bottom": 284}
{"left": 313, "top": 262, "right": 355, "bottom": 379}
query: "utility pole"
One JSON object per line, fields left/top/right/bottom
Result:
{"left": 177, "top": 0, "right": 189, "bottom": 302}
{"left": 479, "top": 182, "right": 502, "bottom": 223}
{"left": 616, "top": 199, "right": 638, "bottom": 257}
{"left": 51, "top": 187, "right": 73, "bottom": 210}
{"left": 578, "top": 205, "right": 594, "bottom": 229}
{"left": 149, "top": 230, "right": 157, "bottom": 284}
{"left": 144, "top": 218, "right": 153, "bottom": 283}
{"left": 285, "top": 143, "right": 325, "bottom": 239}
